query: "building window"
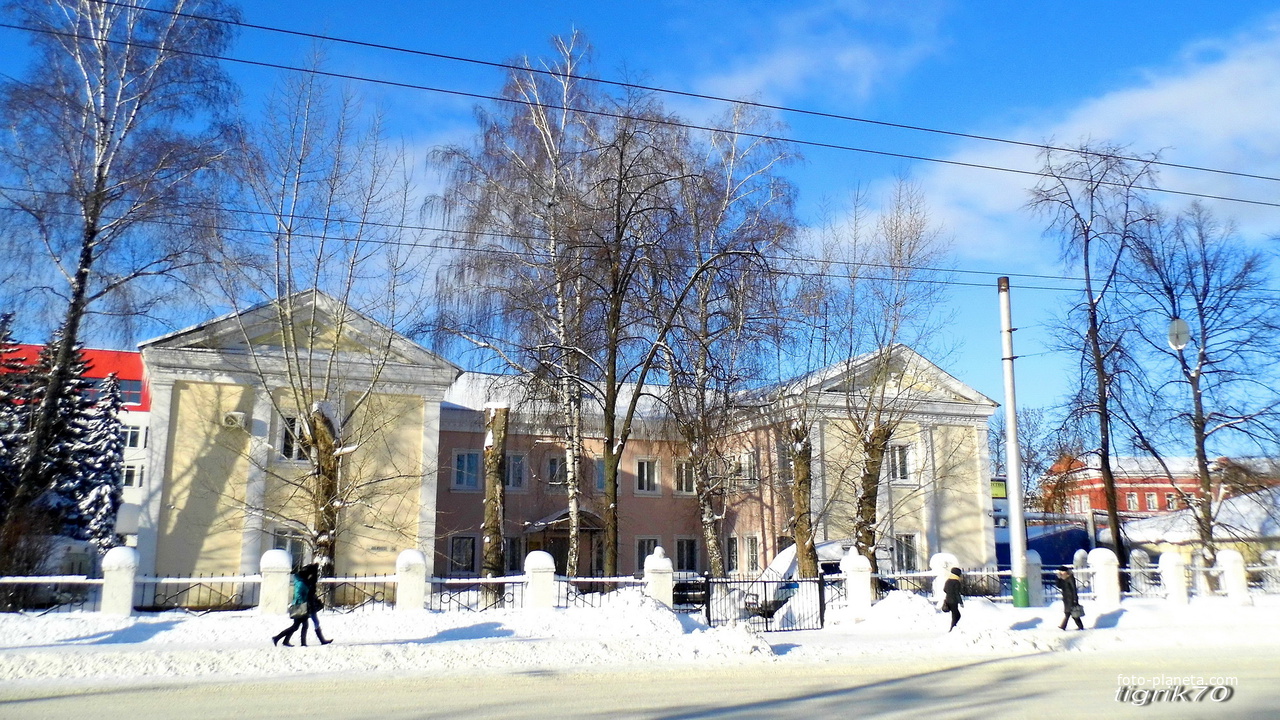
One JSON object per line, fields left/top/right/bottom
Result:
{"left": 504, "top": 536, "right": 523, "bottom": 573}
{"left": 886, "top": 444, "right": 910, "bottom": 483}
{"left": 732, "top": 452, "right": 758, "bottom": 490}
{"left": 453, "top": 451, "right": 480, "bottom": 490}
{"left": 745, "top": 536, "right": 760, "bottom": 573}
{"left": 1145, "top": 492, "right": 1156, "bottom": 511}
{"left": 726, "top": 536, "right": 739, "bottom": 574}
{"left": 675, "top": 461, "right": 695, "bottom": 494}
{"left": 123, "top": 425, "right": 144, "bottom": 449}
{"left": 675, "top": 538, "right": 698, "bottom": 572}
{"left": 636, "top": 537, "right": 659, "bottom": 573}
{"left": 594, "top": 456, "right": 605, "bottom": 492}
{"left": 272, "top": 528, "right": 309, "bottom": 567}
{"left": 449, "top": 536, "right": 477, "bottom": 575}
{"left": 122, "top": 464, "right": 144, "bottom": 487}
{"left": 893, "top": 533, "right": 919, "bottom": 572}
{"left": 1126, "top": 492, "right": 1138, "bottom": 511}
{"left": 548, "top": 456, "right": 567, "bottom": 492}
{"left": 280, "top": 416, "right": 309, "bottom": 461}
{"left": 636, "top": 459, "right": 659, "bottom": 494}
{"left": 505, "top": 454, "right": 525, "bottom": 489}
{"left": 118, "top": 379, "right": 144, "bottom": 406}
{"left": 1166, "top": 493, "right": 1177, "bottom": 511}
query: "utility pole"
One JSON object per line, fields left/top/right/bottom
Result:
{"left": 998, "top": 277, "right": 1030, "bottom": 607}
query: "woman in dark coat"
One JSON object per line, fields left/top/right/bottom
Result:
{"left": 272, "top": 563, "right": 331, "bottom": 646}
{"left": 941, "top": 567, "right": 963, "bottom": 631}
{"left": 1057, "top": 566, "right": 1085, "bottom": 630}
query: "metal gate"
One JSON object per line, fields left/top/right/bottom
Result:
{"left": 674, "top": 575, "right": 832, "bottom": 632}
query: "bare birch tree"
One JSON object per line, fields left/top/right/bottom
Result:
{"left": 0, "top": 0, "right": 237, "bottom": 562}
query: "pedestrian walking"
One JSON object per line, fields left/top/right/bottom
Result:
{"left": 1057, "top": 566, "right": 1085, "bottom": 630}
{"left": 940, "top": 567, "right": 963, "bottom": 631}
{"left": 272, "top": 563, "right": 332, "bottom": 646}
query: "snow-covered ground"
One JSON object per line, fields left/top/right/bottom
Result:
{"left": 3, "top": 590, "right": 1278, "bottom": 686}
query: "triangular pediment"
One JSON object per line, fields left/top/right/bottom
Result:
{"left": 792, "top": 344, "right": 996, "bottom": 407}
{"left": 140, "top": 290, "right": 459, "bottom": 372}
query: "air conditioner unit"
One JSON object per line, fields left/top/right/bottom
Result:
{"left": 221, "top": 411, "right": 246, "bottom": 429}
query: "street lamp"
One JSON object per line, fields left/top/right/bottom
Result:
{"left": 1168, "top": 317, "right": 1190, "bottom": 352}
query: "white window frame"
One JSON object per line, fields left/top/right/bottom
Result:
{"left": 272, "top": 528, "right": 309, "bottom": 567}
{"left": 1144, "top": 492, "right": 1157, "bottom": 512}
{"left": 675, "top": 461, "right": 695, "bottom": 495}
{"left": 732, "top": 452, "right": 759, "bottom": 490}
{"left": 547, "top": 455, "right": 567, "bottom": 493}
{"left": 279, "top": 415, "right": 309, "bottom": 462}
{"left": 505, "top": 453, "right": 526, "bottom": 490}
{"left": 1126, "top": 492, "right": 1138, "bottom": 511}
{"left": 726, "top": 536, "right": 739, "bottom": 574}
{"left": 123, "top": 464, "right": 144, "bottom": 488}
{"left": 123, "top": 425, "right": 144, "bottom": 449}
{"left": 636, "top": 458, "right": 660, "bottom": 495}
{"left": 885, "top": 444, "right": 912, "bottom": 485}
{"left": 453, "top": 450, "right": 481, "bottom": 490}
{"left": 1166, "top": 493, "right": 1177, "bottom": 511}
{"left": 636, "top": 536, "right": 660, "bottom": 573}
{"left": 674, "top": 536, "right": 698, "bottom": 572}
{"left": 744, "top": 535, "right": 760, "bottom": 573}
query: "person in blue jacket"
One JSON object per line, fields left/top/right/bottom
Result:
{"left": 272, "top": 563, "right": 332, "bottom": 646}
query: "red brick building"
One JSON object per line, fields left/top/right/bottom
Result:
{"left": 1047, "top": 455, "right": 1275, "bottom": 518}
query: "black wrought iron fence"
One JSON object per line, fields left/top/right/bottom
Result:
{"left": 870, "top": 572, "right": 933, "bottom": 601}
{"left": 135, "top": 575, "right": 259, "bottom": 613}
{"left": 560, "top": 577, "right": 645, "bottom": 609}
{"left": 0, "top": 577, "right": 102, "bottom": 614}
{"left": 427, "top": 576, "right": 524, "bottom": 612}
{"left": 703, "top": 576, "right": 830, "bottom": 632}
{"left": 319, "top": 575, "right": 395, "bottom": 613}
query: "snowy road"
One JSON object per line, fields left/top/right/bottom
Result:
{"left": 4, "top": 646, "right": 1277, "bottom": 720}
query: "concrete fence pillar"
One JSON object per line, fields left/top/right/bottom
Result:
{"left": 523, "top": 551, "right": 556, "bottom": 610}
{"left": 841, "top": 549, "right": 873, "bottom": 617}
{"left": 1087, "top": 547, "right": 1120, "bottom": 608}
{"left": 1215, "top": 549, "right": 1251, "bottom": 605}
{"left": 1072, "top": 548, "right": 1088, "bottom": 574}
{"left": 929, "top": 553, "right": 958, "bottom": 602}
{"left": 643, "top": 547, "right": 674, "bottom": 608}
{"left": 1158, "top": 552, "right": 1188, "bottom": 605}
{"left": 259, "top": 549, "right": 292, "bottom": 616}
{"left": 396, "top": 549, "right": 428, "bottom": 612}
{"left": 1026, "top": 550, "right": 1044, "bottom": 607}
{"left": 101, "top": 546, "right": 138, "bottom": 616}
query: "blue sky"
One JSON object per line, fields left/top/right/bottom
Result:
{"left": 6, "top": 1, "right": 1280, "bottom": 414}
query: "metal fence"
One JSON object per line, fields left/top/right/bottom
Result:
{"left": 0, "top": 576, "right": 103, "bottom": 615}
{"left": 319, "top": 575, "right": 395, "bottom": 613}
{"left": 134, "top": 575, "right": 260, "bottom": 613}
{"left": 559, "top": 576, "right": 645, "bottom": 609}
{"left": 686, "top": 575, "right": 832, "bottom": 631}
{"left": 427, "top": 576, "right": 525, "bottom": 612}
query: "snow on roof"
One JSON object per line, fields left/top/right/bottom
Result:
{"left": 443, "top": 371, "right": 669, "bottom": 420}
{"left": 1104, "top": 486, "right": 1280, "bottom": 544}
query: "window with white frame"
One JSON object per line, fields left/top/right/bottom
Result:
{"left": 547, "top": 456, "right": 567, "bottom": 492}
{"left": 885, "top": 444, "right": 910, "bottom": 483}
{"left": 745, "top": 535, "right": 760, "bottom": 573}
{"left": 726, "top": 536, "right": 739, "bottom": 574}
{"left": 675, "top": 538, "right": 698, "bottom": 572}
{"left": 732, "top": 452, "right": 758, "bottom": 489}
{"left": 1145, "top": 492, "right": 1157, "bottom": 511}
{"left": 272, "top": 528, "right": 309, "bottom": 567}
{"left": 1126, "top": 492, "right": 1138, "bottom": 511}
{"left": 675, "top": 461, "right": 695, "bottom": 494}
{"left": 453, "top": 451, "right": 481, "bottom": 490}
{"left": 280, "top": 416, "right": 309, "bottom": 461}
{"left": 505, "top": 454, "right": 526, "bottom": 489}
{"left": 636, "top": 459, "right": 659, "bottom": 494}
{"left": 123, "top": 425, "right": 144, "bottom": 449}
{"left": 450, "top": 535, "right": 477, "bottom": 575}
{"left": 636, "top": 536, "right": 659, "bottom": 572}
{"left": 1166, "top": 493, "right": 1177, "bottom": 511}
{"left": 122, "top": 464, "right": 144, "bottom": 487}
{"left": 504, "top": 536, "right": 523, "bottom": 573}
{"left": 893, "top": 533, "right": 919, "bottom": 572}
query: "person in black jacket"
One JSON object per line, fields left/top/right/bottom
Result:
{"left": 1057, "top": 566, "right": 1085, "bottom": 630}
{"left": 941, "top": 567, "right": 963, "bottom": 631}
{"left": 272, "top": 563, "right": 332, "bottom": 646}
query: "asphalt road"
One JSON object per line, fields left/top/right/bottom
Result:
{"left": 3, "top": 647, "right": 1277, "bottom": 719}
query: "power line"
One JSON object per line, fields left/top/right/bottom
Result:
{"left": 89, "top": 0, "right": 1280, "bottom": 186}
{"left": 3, "top": 19, "right": 1280, "bottom": 212}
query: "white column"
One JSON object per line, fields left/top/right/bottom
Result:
{"left": 259, "top": 549, "right": 292, "bottom": 616}
{"left": 101, "top": 546, "right": 139, "bottom": 616}
{"left": 396, "top": 549, "right": 428, "bottom": 612}
{"left": 418, "top": 398, "right": 443, "bottom": 579}
{"left": 643, "top": 547, "right": 674, "bottom": 608}
{"left": 523, "top": 551, "right": 556, "bottom": 610}
{"left": 930, "top": 552, "right": 958, "bottom": 602}
{"left": 841, "top": 548, "right": 873, "bottom": 617}
{"left": 1026, "top": 550, "right": 1044, "bottom": 606}
{"left": 1159, "top": 552, "right": 1188, "bottom": 605}
{"left": 1087, "top": 547, "right": 1121, "bottom": 608}
{"left": 238, "top": 388, "right": 273, "bottom": 574}
{"left": 135, "top": 378, "right": 174, "bottom": 576}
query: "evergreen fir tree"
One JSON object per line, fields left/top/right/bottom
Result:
{"left": 28, "top": 336, "right": 94, "bottom": 538}
{"left": 0, "top": 314, "right": 32, "bottom": 507}
{"left": 78, "top": 374, "right": 124, "bottom": 553}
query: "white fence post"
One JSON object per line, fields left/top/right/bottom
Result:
{"left": 1216, "top": 549, "right": 1251, "bottom": 605}
{"left": 1087, "top": 547, "right": 1120, "bottom": 608}
{"left": 644, "top": 547, "right": 674, "bottom": 608}
{"left": 1026, "top": 550, "right": 1044, "bottom": 606}
{"left": 101, "top": 546, "right": 138, "bottom": 616}
{"left": 259, "top": 549, "right": 292, "bottom": 616}
{"left": 523, "top": 551, "right": 556, "bottom": 610}
{"left": 929, "top": 552, "right": 958, "bottom": 602}
{"left": 841, "top": 549, "right": 873, "bottom": 617}
{"left": 1262, "top": 550, "right": 1280, "bottom": 593}
{"left": 1158, "top": 552, "right": 1188, "bottom": 605}
{"left": 396, "top": 549, "right": 428, "bottom": 612}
